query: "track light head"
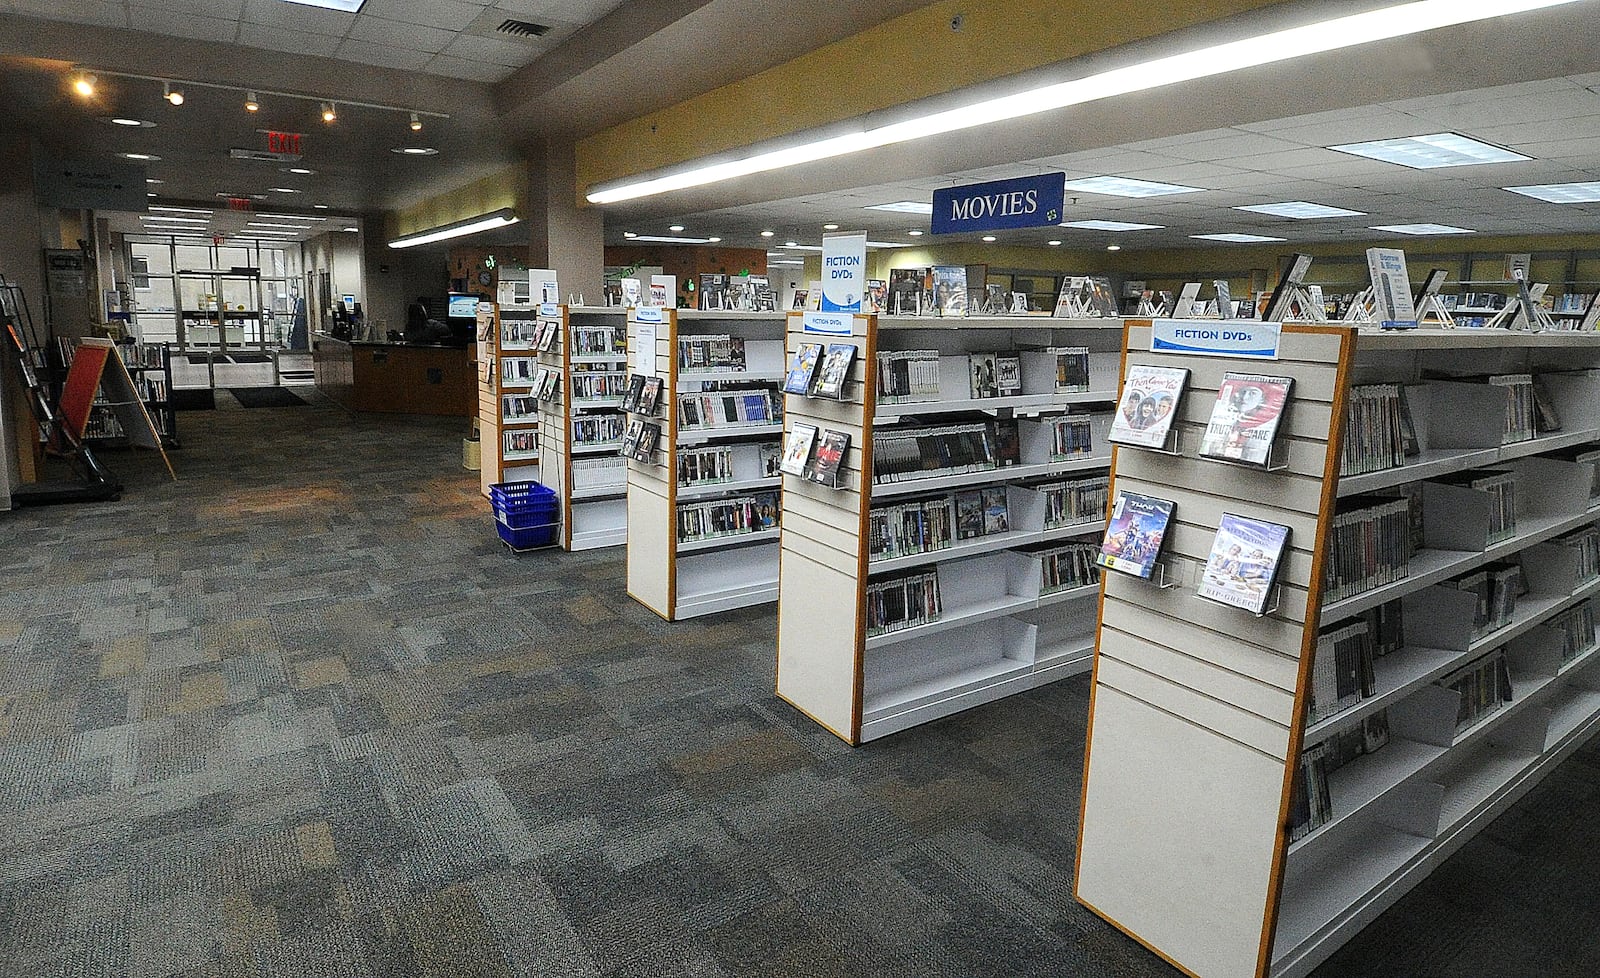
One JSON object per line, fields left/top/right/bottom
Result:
{"left": 321, "top": 102, "right": 336, "bottom": 124}
{"left": 409, "top": 112, "right": 422, "bottom": 132}
{"left": 245, "top": 91, "right": 260, "bottom": 112}
{"left": 73, "top": 73, "right": 96, "bottom": 98}
{"left": 163, "top": 81, "right": 184, "bottom": 106}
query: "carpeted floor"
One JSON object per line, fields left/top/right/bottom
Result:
{"left": 1, "top": 403, "right": 1597, "bottom": 978}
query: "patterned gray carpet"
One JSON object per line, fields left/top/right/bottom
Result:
{"left": 1, "top": 401, "right": 1596, "bottom": 978}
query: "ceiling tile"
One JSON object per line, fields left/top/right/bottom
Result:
{"left": 237, "top": 21, "right": 343, "bottom": 55}
{"left": 11, "top": 0, "right": 127, "bottom": 28}
{"left": 127, "top": 7, "right": 240, "bottom": 43}
{"left": 135, "top": 0, "right": 248, "bottom": 18}
{"left": 345, "top": 15, "right": 455, "bottom": 53}
{"left": 358, "top": 0, "right": 487, "bottom": 32}
{"left": 441, "top": 32, "right": 542, "bottom": 66}
{"left": 1160, "top": 132, "right": 1310, "bottom": 162}
{"left": 335, "top": 38, "right": 437, "bottom": 71}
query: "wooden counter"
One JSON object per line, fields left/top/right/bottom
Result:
{"left": 313, "top": 334, "right": 474, "bottom": 416}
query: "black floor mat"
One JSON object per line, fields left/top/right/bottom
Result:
{"left": 227, "top": 387, "right": 307, "bottom": 408}
{"left": 171, "top": 388, "right": 215, "bottom": 411}
{"left": 186, "top": 353, "right": 275, "bottom": 365}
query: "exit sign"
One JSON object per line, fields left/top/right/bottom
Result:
{"left": 266, "top": 131, "right": 303, "bottom": 155}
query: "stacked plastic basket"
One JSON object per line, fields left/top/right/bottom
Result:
{"left": 489, "top": 481, "right": 560, "bottom": 551}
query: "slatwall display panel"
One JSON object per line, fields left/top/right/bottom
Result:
{"left": 776, "top": 313, "right": 873, "bottom": 740}
{"left": 1076, "top": 323, "right": 1352, "bottom": 978}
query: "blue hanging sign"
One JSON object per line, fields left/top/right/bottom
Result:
{"left": 931, "top": 172, "right": 1065, "bottom": 235}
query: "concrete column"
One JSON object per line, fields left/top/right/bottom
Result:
{"left": 526, "top": 138, "right": 604, "bottom": 304}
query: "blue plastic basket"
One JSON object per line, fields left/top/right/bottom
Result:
{"left": 489, "top": 481, "right": 559, "bottom": 550}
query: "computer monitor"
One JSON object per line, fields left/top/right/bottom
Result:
{"left": 447, "top": 293, "right": 479, "bottom": 320}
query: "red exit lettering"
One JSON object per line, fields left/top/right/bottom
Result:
{"left": 266, "top": 131, "right": 303, "bottom": 155}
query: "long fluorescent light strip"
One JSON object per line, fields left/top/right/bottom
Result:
{"left": 864, "top": 201, "right": 935, "bottom": 214}
{"left": 278, "top": 0, "right": 365, "bottom": 12}
{"left": 1063, "top": 177, "right": 1201, "bottom": 198}
{"left": 587, "top": 0, "right": 1580, "bottom": 203}
{"left": 389, "top": 209, "right": 519, "bottom": 250}
{"left": 1192, "top": 233, "right": 1287, "bottom": 243}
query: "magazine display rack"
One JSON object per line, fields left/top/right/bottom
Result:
{"left": 774, "top": 313, "right": 1125, "bottom": 744}
{"left": 476, "top": 301, "right": 540, "bottom": 498}
{"left": 1075, "top": 323, "right": 1600, "bottom": 978}
{"left": 624, "top": 307, "right": 789, "bottom": 620}
{"left": 533, "top": 305, "right": 630, "bottom": 550}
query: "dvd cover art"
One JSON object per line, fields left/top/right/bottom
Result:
{"left": 1197, "top": 514, "right": 1291, "bottom": 614}
{"left": 1108, "top": 364, "right": 1189, "bottom": 448}
{"left": 1097, "top": 491, "right": 1175, "bottom": 579}
{"left": 1198, "top": 373, "right": 1294, "bottom": 466}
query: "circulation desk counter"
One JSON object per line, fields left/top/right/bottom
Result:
{"left": 312, "top": 334, "right": 474, "bottom": 416}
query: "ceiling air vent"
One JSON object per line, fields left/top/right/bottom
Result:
{"left": 497, "top": 19, "right": 550, "bottom": 39}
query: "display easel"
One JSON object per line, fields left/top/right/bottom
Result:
{"left": 61, "top": 338, "right": 175, "bottom": 479}
{"left": 1413, "top": 269, "right": 1456, "bottom": 328}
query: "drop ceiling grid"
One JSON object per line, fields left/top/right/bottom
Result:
{"left": 0, "top": 0, "right": 626, "bottom": 81}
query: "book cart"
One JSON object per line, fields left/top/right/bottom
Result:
{"left": 1074, "top": 322, "right": 1600, "bottom": 978}
{"left": 532, "top": 304, "right": 630, "bottom": 550}
{"left": 624, "top": 307, "right": 789, "bottom": 620}
{"left": 476, "top": 301, "right": 541, "bottom": 499}
{"left": 774, "top": 313, "right": 1124, "bottom": 744}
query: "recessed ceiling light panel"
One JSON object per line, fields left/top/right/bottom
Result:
{"left": 1190, "top": 233, "right": 1287, "bottom": 243}
{"left": 1062, "top": 176, "right": 1204, "bottom": 198}
{"left": 102, "top": 117, "right": 156, "bottom": 128}
{"left": 391, "top": 147, "right": 438, "bottom": 156}
{"left": 1370, "top": 223, "right": 1476, "bottom": 235}
{"left": 277, "top": 0, "right": 366, "bottom": 10}
{"left": 118, "top": 152, "right": 161, "bottom": 161}
{"left": 864, "top": 201, "right": 933, "bottom": 214}
{"left": 1503, "top": 181, "right": 1600, "bottom": 203}
{"left": 1060, "top": 220, "right": 1165, "bottom": 231}
{"left": 1329, "top": 132, "right": 1530, "bottom": 169}
{"left": 1233, "top": 201, "right": 1366, "bottom": 219}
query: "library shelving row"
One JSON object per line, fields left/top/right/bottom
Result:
{"left": 1073, "top": 322, "right": 1600, "bottom": 978}
{"left": 476, "top": 301, "right": 540, "bottom": 498}
{"left": 773, "top": 313, "right": 1124, "bottom": 744}
{"left": 624, "top": 307, "right": 789, "bottom": 620}
{"left": 532, "top": 305, "right": 630, "bottom": 550}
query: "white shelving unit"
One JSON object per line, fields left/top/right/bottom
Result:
{"left": 775, "top": 313, "right": 1123, "bottom": 744}
{"left": 624, "top": 308, "right": 789, "bottom": 620}
{"left": 1074, "top": 321, "right": 1600, "bottom": 978}
{"left": 534, "top": 304, "right": 630, "bottom": 551}
{"left": 476, "top": 301, "right": 541, "bottom": 498}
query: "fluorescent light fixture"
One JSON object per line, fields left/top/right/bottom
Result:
{"left": 907, "top": 229, "right": 923, "bottom": 236}
{"left": 708, "top": 236, "right": 722, "bottom": 243}
{"left": 623, "top": 232, "right": 637, "bottom": 238}
{"left": 1234, "top": 201, "right": 1366, "bottom": 218}
{"left": 768, "top": 260, "right": 805, "bottom": 266}
{"left": 668, "top": 224, "right": 686, "bottom": 232}
{"left": 392, "top": 147, "right": 438, "bottom": 156}
{"left": 1047, "top": 240, "right": 1063, "bottom": 246}
{"left": 1191, "top": 233, "right": 1287, "bottom": 243}
{"left": 142, "top": 217, "right": 208, "bottom": 224}
{"left": 760, "top": 230, "right": 775, "bottom": 237}
{"left": 1060, "top": 219, "right": 1165, "bottom": 231}
{"left": 822, "top": 223, "right": 840, "bottom": 230}
{"left": 146, "top": 179, "right": 163, "bottom": 184}
{"left": 118, "top": 153, "right": 160, "bottom": 161}
{"left": 259, "top": 213, "right": 327, "bottom": 220}
{"left": 343, "top": 227, "right": 359, "bottom": 232}
{"left": 778, "top": 244, "right": 824, "bottom": 251}
{"left": 1330, "top": 132, "right": 1530, "bottom": 168}
{"left": 248, "top": 223, "right": 314, "bottom": 230}
{"left": 1106, "top": 244, "right": 1122, "bottom": 251}
{"left": 1064, "top": 176, "right": 1203, "bottom": 198}
{"left": 1370, "top": 223, "right": 1476, "bottom": 235}
{"left": 627, "top": 235, "right": 716, "bottom": 244}
{"left": 147, "top": 193, "right": 158, "bottom": 198}
{"left": 150, "top": 206, "right": 210, "bottom": 214}
{"left": 784, "top": 241, "right": 798, "bottom": 247}
{"left": 269, "top": 187, "right": 301, "bottom": 193}
{"left": 982, "top": 235, "right": 998, "bottom": 242}
{"left": 278, "top": 0, "right": 365, "bottom": 10}
{"left": 284, "top": 167, "right": 314, "bottom": 175}
{"left": 587, "top": 1, "right": 1579, "bottom": 205}
{"left": 864, "top": 201, "right": 934, "bottom": 214}
{"left": 1504, "top": 181, "right": 1600, "bottom": 203}
{"left": 313, "top": 204, "right": 330, "bottom": 209}
{"left": 388, "top": 207, "right": 519, "bottom": 249}
{"left": 105, "top": 117, "right": 155, "bottom": 128}
{"left": 865, "top": 241, "right": 913, "bottom": 248}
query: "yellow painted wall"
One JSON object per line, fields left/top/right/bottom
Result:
{"left": 575, "top": 0, "right": 1280, "bottom": 197}
{"left": 389, "top": 165, "right": 528, "bottom": 239}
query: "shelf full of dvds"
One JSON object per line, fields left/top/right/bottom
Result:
{"left": 624, "top": 307, "right": 790, "bottom": 619}
{"left": 775, "top": 312, "right": 1123, "bottom": 745}
{"left": 534, "top": 305, "right": 632, "bottom": 550}
{"left": 477, "top": 300, "right": 542, "bottom": 498}
{"left": 1073, "top": 318, "right": 1600, "bottom": 978}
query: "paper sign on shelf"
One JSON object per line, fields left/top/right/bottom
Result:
{"left": 539, "top": 303, "right": 560, "bottom": 318}
{"left": 634, "top": 323, "right": 657, "bottom": 374}
{"left": 820, "top": 232, "right": 866, "bottom": 313}
{"left": 802, "top": 311, "right": 853, "bottom": 336}
{"left": 530, "top": 268, "right": 559, "bottom": 305}
{"left": 649, "top": 274, "right": 676, "bottom": 309}
{"left": 1150, "top": 319, "right": 1281, "bottom": 359}
{"left": 1365, "top": 248, "right": 1418, "bottom": 330}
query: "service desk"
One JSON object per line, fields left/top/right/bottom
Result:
{"left": 312, "top": 334, "right": 474, "bottom": 416}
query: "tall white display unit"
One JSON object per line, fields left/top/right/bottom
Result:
{"left": 624, "top": 307, "right": 789, "bottom": 620}
{"left": 533, "top": 304, "right": 630, "bottom": 550}
{"left": 775, "top": 313, "right": 1124, "bottom": 745}
{"left": 1074, "top": 323, "right": 1600, "bottom": 978}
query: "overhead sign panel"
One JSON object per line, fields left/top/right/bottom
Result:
{"left": 931, "top": 172, "right": 1065, "bottom": 235}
